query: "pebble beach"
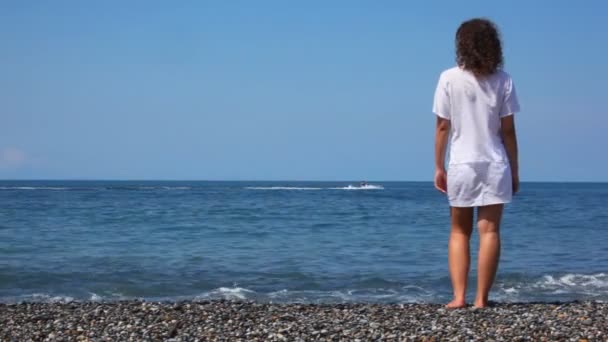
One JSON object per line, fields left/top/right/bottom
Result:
{"left": 1, "top": 300, "right": 606, "bottom": 341}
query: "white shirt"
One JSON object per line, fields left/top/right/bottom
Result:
{"left": 433, "top": 66, "right": 520, "bottom": 165}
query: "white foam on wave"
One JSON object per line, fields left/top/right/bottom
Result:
{"left": 496, "top": 273, "right": 608, "bottom": 301}
{"left": 196, "top": 287, "right": 256, "bottom": 300}
{"left": 267, "top": 286, "right": 436, "bottom": 303}
{"left": 331, "top": 185, "right": 384, "bottom": 190}
{"left": 502, "top": 287, "right": 519, "bottom": 294}
{"left": 537, "top": 273, "right": 608, "bottom": 289}
{"left": 191, "top": 286, "right": 434, "bottom": 303}
{"left": 267, "top": 289, "right": 361, "bottom": 303}
{"left": 0, "top": 291, "right": 136, "bottom": 304}
{"left": 87, "top": 292, "right": 131, "bottom": 301}
{"left": 7, "top": 274, "right": 605, "bottom": 304}
{"left": 89, "top": 293, "right": 103, "bottom": 301}
{"left": 26, "top": 293, "right": 75, "bottom": 303}
{"left": 245, "top": 187, "right": 322, "bottom": 190}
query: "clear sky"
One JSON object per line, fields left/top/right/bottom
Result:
{"left": 1, "top": 1, "right": 607, "bottom": 181}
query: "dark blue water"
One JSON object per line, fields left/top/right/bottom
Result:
{"left": 1, "top": 181, "right": 607, "bottom": 303}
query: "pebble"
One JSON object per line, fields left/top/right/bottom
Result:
{"left": 0, "top": 301, "right": 606, "bottom": 340}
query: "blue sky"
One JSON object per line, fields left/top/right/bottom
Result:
{"left": 1, "top": 1, "right": 607, "bottom": 181}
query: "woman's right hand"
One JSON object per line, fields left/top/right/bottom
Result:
{"left": 512, "top": 173, "right": 520, "bottom": 194}
{"left": 434, "top": 168, "right": 447, "bottom": 193}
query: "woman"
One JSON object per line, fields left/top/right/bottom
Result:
{"left": 433, "top": 18, "right": 520, "bottom": 308}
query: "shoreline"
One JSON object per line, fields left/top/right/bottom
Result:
{"left": 1, "top": 301, "right": 606, "bottom": 341}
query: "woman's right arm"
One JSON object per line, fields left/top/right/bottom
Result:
{"left": 501, "top": 115, "right": 519, "bottom": 193}
{"left": 434, "top": 116, "right": 450, "bottom": 193}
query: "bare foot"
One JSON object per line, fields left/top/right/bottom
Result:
{"left": 446, "top": 299, "right": 467, "bottom": 309}
{"left": 473, "top": 300, "right": 488, "bottom": 308}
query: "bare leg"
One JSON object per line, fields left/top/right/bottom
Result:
{"left": 475, "top": 204, "right": 503, "bottom": 308}
{"left": 447, "top": 206, "right": 474, "bottom": 308}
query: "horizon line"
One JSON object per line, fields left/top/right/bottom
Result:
{"left": 1, "top": 179, "right": 607, "bottom": 184}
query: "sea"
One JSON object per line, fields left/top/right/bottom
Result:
{"left": 1, "top": 181, "right": 607, "bottom": 304}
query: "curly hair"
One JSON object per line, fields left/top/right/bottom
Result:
{"left": 455, "top": 18, "right": 503, "bottom": 76}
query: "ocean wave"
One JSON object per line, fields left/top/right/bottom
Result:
{"left": 0, "top": 187, "right": 69, "bottom": 190}
{"left": 535, "top": 273, "right": 608, "bottom": 291}
{"left": 192, "top": 286, "right": 439, "bottom": 303}
{"left": 0, "top": 186, "right": 192, "bottom": 191}
{"left": 2, "top": 273, "right": 606, "bottom": 304}
{"left": 245, "top": 187, "right": 322, "bottom": 190}
{"left": 0, "top": 291, "right": 132, "bottom": 304}
{"left": 495, "top": 273, "right": 608, "bottom": 301}
{"left": 104, "top": 186, "right": 192, "bottom": 191}
{"left": 187, "top": 284, "right": 440, "bottom": 304}
{"left": 330, "top": 185, "right": 384, "bottom": 190}
{"left": 245, "top": 185, "right": 384, "bottom": 191}
{"left": 266, "top": 287, "right": 436, "bottom": 303}
{"left": 195, "top": 287, "right": 257, "bottom": 301}
{"left": 0, "top": 287, "right": 440, "bottom": 304}
{"left": 198, "top": 274, "right": 608, "bottom": 303}
{"left": 17, "top": 293, "right": 76, "bottom": 303}
{"left": 89, "top": 293, "right": 103, "bottom": 301}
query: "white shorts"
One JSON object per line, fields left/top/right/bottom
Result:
{"left": 447, "top": 162, "right": 512, "bottom": 207}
